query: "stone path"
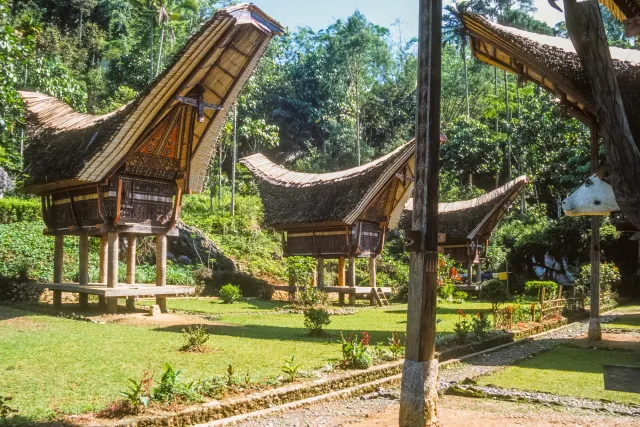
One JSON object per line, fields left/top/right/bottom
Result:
{"left": 236, "top": 314, "right": 633, "bottom": 427}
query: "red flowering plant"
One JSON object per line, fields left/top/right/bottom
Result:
{"left": 454, "top": 309, "right": 472, "bottom": 343}
{"left": 361, "top": 331, "right": 370, "bottom": 347}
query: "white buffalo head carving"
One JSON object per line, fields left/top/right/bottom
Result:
{"left": 562, "top": 172, "right": 620, "bottom": 216}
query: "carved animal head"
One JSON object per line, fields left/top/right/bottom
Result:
{"left": 562, "top": 169, "right": 620, "bottom": 216}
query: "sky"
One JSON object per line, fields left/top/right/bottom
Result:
{"left": 250, "top": 0, "right": 565, "bottom": 39}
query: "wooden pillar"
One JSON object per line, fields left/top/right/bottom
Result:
{"left": 78, "top": 233, "right": 89, "bottom": 307}
{"left": 98, "top": 235, "right": 108, "bottom": 307}
{"left": 467, "top": 259, "right": 473, "bottom": 286}
{"left": 126, "top": 235, "right": 136, "bottom": 284}
{"left": 347, "top": 256, "right": 356, "bottom": 306}
{"left": 106, "top": 231, "right": 119, "bottom": 314}
{"left": 53, "top": 235, "right": 64, "bottom": 307}
{"left": 125, "top": 234, "right": 137, "bottom": 310}
{"left": 589, "top": 124, "right": 602, "bottom": 340}
{"left": 338, "top": 256, "right": 346, "bottom": 305}
{"left": 155, "top": 234, "right": 167, "bottom": 313}
{"left": 476, "top": 261, "right": 482, "bottom": 284}
{"left": 316, "top": 257, "right": 325, "bottom": 289}
{"left": 369, "top": 257, "right": 377, "bottom": 288}
{"left": 399, "top": 0, "right": 442, "bottom": 421}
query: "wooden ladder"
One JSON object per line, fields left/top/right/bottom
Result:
{"left": 371, "top": 287, "right": 389, "bottom": 307}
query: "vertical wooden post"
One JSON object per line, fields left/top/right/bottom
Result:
{"left": 399, "top": 0, "right": 442, "bottom": 422}
{"left": 338, "top": 256, "right": 346, "bottom": 305}
{"left": 589, "top": 123, "right": 602, "bottom": 340}
{"left": 126, "top": 234, "right": 137, "bottom": 310}
{"left": 53, "top": 235, "right": 64, "bottom": 307}
{"left": 156, "top": 234, "right": 167, "bottom": 313}
{"left": 106, "top": 231, "right": 119, "bottom": 314}
{"left": 98, "top": 235, "right": 108, "bottom": 307}
{"left": 369, "top": 257, "right": 377, "bottom": 288}
{"left": 78, "top": 233, "right": 89, "bottom": 307}
{"left": 347, "top": 256, "right": 356, "bottom": 306}
{"left": 316, "top": 257, "right": 325, "bottom": 289}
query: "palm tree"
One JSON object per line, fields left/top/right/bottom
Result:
{"left": 155, "top": 0, "right": 198, "bottom": 76}
{"left": 130, "top": 0, "right": 158, "bottom": 82}
{"left": 443, "top": 1, "right": 471, "bottom": 117}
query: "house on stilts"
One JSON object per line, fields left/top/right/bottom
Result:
{"left": 19, "top": 4, "right": 283, "bottom": 314}
{"left": 243, "top": 138, "right": 528, "bottom": 304}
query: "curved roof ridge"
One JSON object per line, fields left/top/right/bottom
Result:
{"left": 242, "top": 139, "right": 415, "bottom": 188}
{"left": 464, "top": 13, "right": 640, "bottom": 66}
{"left": 403, "top": 175, "right": 529, "bottom": 213}
{"left": 19, "top": 91, "right": 126, "bottom": 134}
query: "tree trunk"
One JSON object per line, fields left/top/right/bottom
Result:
{"left": 218, "top": 142, "right": 223, "bottom": 208}
{"left": 355, "top": 63, "right": 361, "bottom": 166}
{"left": 231, "top": 106, "right": 237, "bottom": 219}
{"left": 494, "top": 68, "right": 498, "bottom": 132}
{"left": 564, "top": 0, "right": 640, "bottom": 230}
{"left": 462, "top": 41, "right": 470, "bottom": 117}
{"left": 149, "top": 17, "right": 155, "bottom": 82}
{"left": 504, "top": 71, "right": 511, "bottom": 181}
{"left": 156, "top": 23, "right": 166, "bottom": 77}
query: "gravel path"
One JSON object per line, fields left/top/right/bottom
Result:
{"left": 235, "top": 315, "right": 628, "bottom": 427}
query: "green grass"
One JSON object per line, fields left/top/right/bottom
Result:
{"left": 478, "top": 345, "right": 640, "bottom": 405}
{"left": 137, "top": 297, "right": 288, "bottom": 314}
{"left": 0, "top": 300, "right": 491, "bottom": 421}
{"left": 606, "top": 314, "right": 640, "bottom": 330}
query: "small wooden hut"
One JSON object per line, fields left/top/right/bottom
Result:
{"left": 19, "top": 4, "right": 282, "bottom": 313}
{"left": 397, "top": 176, "right": 529, "bottom": 287}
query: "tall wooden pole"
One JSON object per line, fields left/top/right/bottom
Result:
{"left": 53, "top": 235, "right": 64, "bottom": 307}
{"left": 126, "top": 234, "right": 137, "bottom": 310}
{"left": 231, "top": 105, "right": 237, "bottom": 219}
{"left": 78, "top": 233, "right": 89, "bottom": 307}
{"left": 156, "top": 234, "right": 167, "bottom": 313}
{"left": 106, "top": 231, "right": 119, "bottom": 314}
{"left": 399, "top": 0, "right": 442, "bottom": 423}
{"left": 316, "top": 257, "right": 325, "bottom": 289}
{"left": 98, "top": 235, "right": 108, "bottom": 307}
{"left": 589, "top": 123, "right": 602, "bottom": 340}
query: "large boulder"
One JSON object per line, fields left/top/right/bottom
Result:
{"left": 0, "top": 167, "right": 13, "bottom": 198}
{"left": 171, "top": 221, "right": 237, "bottom": 272}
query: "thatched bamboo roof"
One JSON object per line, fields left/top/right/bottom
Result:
{"left": 398, "top": 176, "right": 529, "bottom": 242}
{"left": 599, "top": 0, "right": 640, "bottom": 21}
{"left": 21, "top": 3, "right": 282, "bottom": 194}
{"left": 462, "top": 13, "right": 640, "bottom": 144}
{"left": 243, "top": 141, "right": 417, "bottom": 228}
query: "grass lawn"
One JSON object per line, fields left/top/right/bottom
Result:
{"left": 0, "top": 300, "right": 490, "bottom": 422}
{"left": 478, "top": 345, "right": 640, "bottom": 405}
{"left": 606, "top": 314, "right": 640, "bottom": 330}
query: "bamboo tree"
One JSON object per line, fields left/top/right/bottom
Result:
{"left": 231, "top": 105, "right": 237, "bottom": 219}
{"left": 443, "top": 2, "right": 470, "bottom": 117}
{"left": 154, "top": 0, "right": 198, "bottom": 76}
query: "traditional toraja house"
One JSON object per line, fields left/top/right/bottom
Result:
{"left": 242, "top": 135, "right": 450, "bottom": 305}
{"left": 19, "top": 4, "right": 282, "bottom": 314}
{"left": 462, "top": 10, "right": 640, "bottom": 340}
{"left": 398, "top": 176, "right": 529, "bottom": 287}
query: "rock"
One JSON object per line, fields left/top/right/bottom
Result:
{"left": 178, "top": 255, "right": 191, "bottom": 264}
{"left": 149, "top": 305, "right": 162, "bottom": 316}
{"left": 167, "top": 252, "right": 178, "bottom": 263}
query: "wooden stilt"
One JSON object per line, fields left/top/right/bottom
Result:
{"left": 106, "top": 232, "right": 119, "bottom": 315}
{"left": 348, "top": 256, "right": 356, "bottom": 306}
{"left": 338, "top": 256, "right": 346, "bottom": 305}
{"left": 156, "top": 234, "right": 167, "bottom": 313}
{"left": 589, "top": 124, "right": 602, "bottom": 340}
{"left": 126, "top": 297, "right": 136, "bottom": 310}
{"left": 98, "top": 235, "right": 108, "bottom": 307}
{"left": 79, "top": 233, "right": 89, "bottom": 308}
{"left": 369, "top": 257, "right": 377, "bottom": 288}
{"left": 53, "top": 235, "right": 64, "bottom": 307}
{"left": 316, "top": 257, "right": 325, "bottom": 289}
{"left": 126, "top": 234, "right": 137, "bottom": 285}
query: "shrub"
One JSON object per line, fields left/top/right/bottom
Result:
{"left": 340, "top": 332, "right": 373, "bottom": 369}
{"left": 575, "top": 262, "right": 621, "bottom": 294}
{"left": 452, "top": 290, "right": 468, "bottom": 302}
{"left": 303, "top": 307, "right": 331, "bottom": 335}
{"left": 0, "top": 276, "right": 43, "bottom": 302}
{"left": 281, "top": 356, "right": 303, "bottom": 382}
{"left": 437, "top": 281, "right": 455, "bottom": 300}
{"left": 296, "top": 286, "right": 328, "bottom": 308}
{"left": 180, "top": 325, "right": 210, "bottom": 352}
{"left": 219, "top": 284, "right": 241, "bottom": 304}
{"left": 195, "top": 376, "right": 226, "bottom": 398}
{"left": 525, "top": 281, "right": 558, "bottom": 301}
{"left": 480, "top": 279, "right": 509, "bottom": 314}
{"left": 151, "top": 364, "right": 201, "bottom": 403}
{"left": 453, "top": 309, "right": 472, "bottom": 343}
{"left": 120, "top": 370, "right": 153, "bottom": 412}
{"left": 470, "top": 311, "right": 492, "bottom": 340}
{"left": 0, "top": 197, "right": 41, "bottom": 224}
{"left": 285, "top": 256, "right": 316, "bottom": 286}
{"left": 387, "top": 331, "right": 405, "bottom": 359}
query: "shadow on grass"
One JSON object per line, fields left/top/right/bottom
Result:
{"left": 153, "top": 322, "right": 395, "bottom": 344}
{"left": 5, "top": 416, "right": 77, "bottom": 427}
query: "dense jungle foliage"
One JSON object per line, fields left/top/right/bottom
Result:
{"left": 0, "top": 0, "right": 638, "bottom": 296}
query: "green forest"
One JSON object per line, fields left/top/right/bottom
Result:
{"left": 0, "top": 0, "right": 637, "bottom": 296}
